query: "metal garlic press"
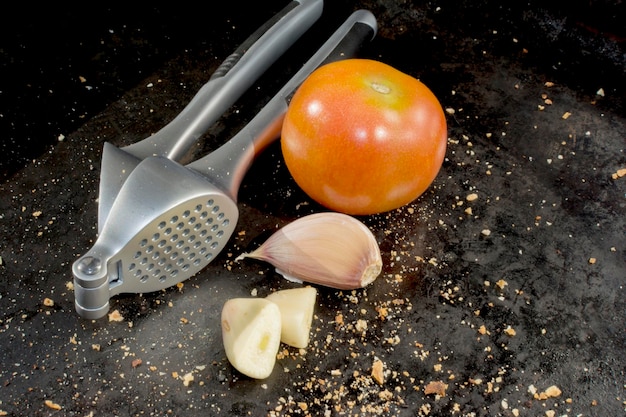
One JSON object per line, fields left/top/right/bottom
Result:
{"left": 95, "top": 0, "right": 324, "bottom": 235}
{"left": 72, "top": 6, "right": 378, "bottom": 319}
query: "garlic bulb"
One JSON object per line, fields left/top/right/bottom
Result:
{"left": 237, "top": 212, "right": 382, "bottom": 289}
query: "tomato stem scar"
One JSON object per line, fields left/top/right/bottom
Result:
{"left": 371, "top": 82, "right": 391, "bottom": 94}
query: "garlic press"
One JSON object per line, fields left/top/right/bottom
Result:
{"left": 96, "top": 0, "right": 323, "bottom": 235}
{"left": 72, "top": 9, "right": 378, "bottom": 319}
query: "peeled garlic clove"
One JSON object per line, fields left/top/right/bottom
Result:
{"left": 221, "top": 298, "right": 282, "bottom": 379}
{"left": 237, "top": 212, "right": 382, "bottom": 290}
{"left": 266, "top": 287, "right": 317, "bottom": 349}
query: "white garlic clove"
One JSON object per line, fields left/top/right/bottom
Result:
{"left": 221, "top": 298, "right": 282, "bottom": 379}
{"left": 265, "top": 287, "right": 317, "bottom": 348}
{"left": 237, "top": 212, "right": 382, "bottom": 290}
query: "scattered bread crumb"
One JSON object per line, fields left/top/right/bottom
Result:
{"left": 108, "top": 309, "right": 124, "bottom": 322}
{"left": 612, "top": 167, "right": 626, "bottom": 179}
{"left": 504, "top": 326, "right": 516, "bottom": 337}
{"left": 371, "top": 359, "right": 385, "bottom": 385}
{"left": 534, "top": 385, "right": 562, "bottom": 400}
{"left": 182, "top": 372, "right": 194, "bottom": 387}
{"left": 44, "top": 400, "right": 61, "bottom": 410}
{"left": 495, "top": 279, "right": 507, "bottom": 290}
{"left": 424, "top": 380, "right": 448, "bottom": 396}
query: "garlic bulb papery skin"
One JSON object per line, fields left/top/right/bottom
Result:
{"left": 237, "top": 212, "right": 383, "bottom": 290}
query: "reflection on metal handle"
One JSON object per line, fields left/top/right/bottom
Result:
{"left": 122, "top": 0, "right": 324, "bottom": 161}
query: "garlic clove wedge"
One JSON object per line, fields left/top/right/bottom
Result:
{"left": 265, "top": 287, "right": 317, "bottom": 349}
{"left": 221, "top": 298, "right": 282, "bottom": 379}
{"left": 238, "top": 212, "right": 382, "bottom": 290}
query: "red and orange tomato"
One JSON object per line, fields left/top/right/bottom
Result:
{"left": 281, "top": 58, "right": 447, "bottom": 215}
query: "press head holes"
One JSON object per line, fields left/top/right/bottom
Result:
{"left": 124, "top": 197, "right": 233, "bottom": 287}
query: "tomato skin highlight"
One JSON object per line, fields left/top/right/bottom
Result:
{"left": 281, "top": 59, "right": 447, "bottom": 215}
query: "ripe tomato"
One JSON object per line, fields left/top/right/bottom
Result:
{"left": 281, "top": 59, "right": 447, "bottom": 215}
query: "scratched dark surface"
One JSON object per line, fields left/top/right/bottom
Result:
{"left": 1, "top": 1, "right": 624, "bottom": 416}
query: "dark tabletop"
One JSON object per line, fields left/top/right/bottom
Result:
{"left": 1, "top": 1, "right": 624, "bottom": 416}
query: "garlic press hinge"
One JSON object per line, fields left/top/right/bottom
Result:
{"left": 73, "top": 254, "right": 114, "bottom": 319}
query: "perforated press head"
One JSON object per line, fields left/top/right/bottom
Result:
{"left": 72, "top": 157, "right": 238, "bottom": 319}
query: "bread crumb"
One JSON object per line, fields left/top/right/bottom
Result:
{"left": 504, "top": 326, "right": 516, "bottom": 337}
{"left": 534, "top": 385, "right": 562, "bottom": 400}
{"left": 182, "top": 372, "right": 194, "bottom": 386}
{"left": 44, "top": 400, "right": 62, "bottom": 410}
{"left": 378, "top": 389, "right": 393, "bottom": 400}
{"left": 495, "top": 279, "right": 507, "bottom": 290}
{"left": 424, "top": 380, "right": 448, "bottom": 396}
{"left": 43, "top": 297, "right": 54, "bottom": 307}
{"left": 371, "top": 359, "right": 385, "bottom": 385}
{"left": 376, "top": 306, "right": 388, "bottom": 320}
{"left": 466, "top": 193, "right": 478, "bottom": 202}
{"left": 588, "top": 257, "right": 597, "bottom": 264}
{"left": 501, "top": 398, "right": 508, "bottom": 409}
{"left": 562, "top": 111, "right": 572, "bottom": 119}
{"left": 355, "top": 319, "right": 368, "bottom": 332}
{"left": 108, "top": 309, "right": 124, "bottom": 322}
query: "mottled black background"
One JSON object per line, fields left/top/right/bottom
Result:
{"left": 0, "top": 1, "right": 624, "bottom": 416}
{"left": 1, "top": 1, "right": 624, "bottom": 182}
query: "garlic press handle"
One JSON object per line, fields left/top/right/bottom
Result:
{"left": 187, "top": 9, "right": 378, "bottom": 199}
{"left": 122, "top": 0, "right": 323, "bottom": 161}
